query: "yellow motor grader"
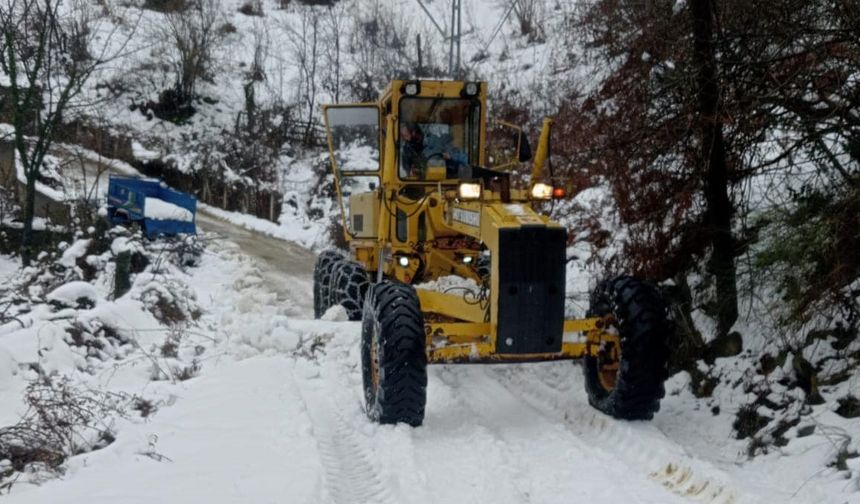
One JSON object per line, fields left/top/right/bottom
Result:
{"left": 316, "top": 80, "right": 670, "bottom": 426}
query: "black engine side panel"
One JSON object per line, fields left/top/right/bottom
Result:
{"left": 496, "top": 225, "right": 566, "bottom": 355}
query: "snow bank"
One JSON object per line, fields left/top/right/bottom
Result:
{"left": 46, "top": 281, "right": 101, "bottom": 307}
{"left": 0, "top": 254, "right": 20, "bottom": 282}
{"left": 144, "top": 198, "right": 194, "bottom": 222}
{"left": 199, "top": 203, "right": 328, "bottom": 251}
{"left": 131, "top": 141, "right": 160, "bottom": 161}
{"left": 14, "top": 152, "right": 64, "bottom": 202}
{"left": 60, "top": 239, "right": 91, "bottom": 268}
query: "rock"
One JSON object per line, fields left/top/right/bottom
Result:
{"left": 733, "top": 404, "right": 770, "bottom": 440}
{"left": 792, "top": 353, "right": 825, "bottom": 405}
{"left": 708, "top": 330, "right": 743, "bottom": 359}
{"left": 796, "top": 424, "right": 815, "bottom": 437}
{"left": 836, "top": 396, "right": 860, "bottom": 418}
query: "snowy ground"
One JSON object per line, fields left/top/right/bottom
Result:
{"left": 3, "top": 140, "right": 857, "bottom": 502}
{"left": 2, "top": 213, "right": 856, "bottom": 504}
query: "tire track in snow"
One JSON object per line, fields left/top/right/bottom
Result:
{"left": 445, "top": 367, "right": 705, "bottom": 504}
{"left": 324, "top": 333, "right": 435, "bottom": 504}
{"left": 493, "top": 365, "right": 745, "bottom": 504}
{"left": 294, "top": 366, "right": 394, "bottom": 504}
{"left": 432, "top": 368, "right": 534, "bottom": 503}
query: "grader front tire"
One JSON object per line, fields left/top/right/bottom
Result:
{"left": 361, "top": 281, "right": 427, "bottom": 427}
{"left": 584, "top": 276, "right": 670, "bottom": 420}
{"left": 331, "top": 261, "right": 371, "bottom": 321}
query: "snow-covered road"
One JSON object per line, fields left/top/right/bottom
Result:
{"left": 2, "top": 328, "right": 731, "bottom": 504}
{"left": 195, "top": 211, "right": 316, "bottom": 316}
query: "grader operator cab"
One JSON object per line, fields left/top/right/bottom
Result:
{"left": 316, "top": 80, "right": 670, "bottom": 426}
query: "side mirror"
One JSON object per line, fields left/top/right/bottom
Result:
{"left": 518, "top": 132, "right": 532, "bottom": 162}
{"left": 489, "top": 120, "right": 530, "bottom": 170}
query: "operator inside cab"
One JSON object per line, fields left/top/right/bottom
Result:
{"left": 398, "top": 97, "right": 479, "bottom": 180}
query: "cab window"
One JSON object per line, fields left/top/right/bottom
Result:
{"left": 324, "top": 106, "right": 380, "bottom": 174}
{"left": 398, "top": 98, "right": 480, "bottom": 180}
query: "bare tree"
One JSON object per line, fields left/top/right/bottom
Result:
{"left": 321, "top": 3, "right": 345, "bottom": 103}
{"left": 343, "top": 6, "right": 430, "bottom": 101}
{"left": 284, "top": 8, "right": 321, "bottom": 145}
{"left": 162, "top": 0, "right": 222, "bottom": 105}
{"left": 511, "top": 0, "right": 544, "bottom": 42}
{"left": 0, "top": 0, "right": 132, "bottom": 265}
{"left": 242, "top": 20, "right": 268, "bottom": 133}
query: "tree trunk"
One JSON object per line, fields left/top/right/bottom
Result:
{"left": 21, "top": 168, "right": 37, "bottom": 266}
{"left": 202, "top": 177, "right": 210, "bottom": 204}
{"left": 691, "top": 0, "right": 738, "bottom": 337}
{"left": 243, "top": 81, "right": 256, "bottom": 133}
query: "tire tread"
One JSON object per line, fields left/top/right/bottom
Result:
{"left": 584, "top": 275, "right": 670, "bottom": 420}
{"left": 361, "top": 281, "right": 427, "bottom": 426}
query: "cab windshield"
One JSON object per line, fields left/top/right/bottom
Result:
{"left": 398, "top": 97, "right": 481, "bottom": 180}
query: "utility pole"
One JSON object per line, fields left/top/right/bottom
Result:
{"left": 415, "top": 0, "right": 463, "bottom": 78}
{"left": 456, "top": 0, "right": 462, "bottom": 78}
{"left": 448, "top": 0, "right": 455, "bottom": 76}
{"left": 447, "top": 0, "right": 463, "bottom": 78}
{"left": 417, "top": 33, "right": 423, "bottom": 74}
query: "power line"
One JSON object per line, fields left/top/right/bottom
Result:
{"left": 414, "top": 0, "right": 520, "bottom": 78}
{"left": 413, "top": 0, "right": 463, "bottom": 77}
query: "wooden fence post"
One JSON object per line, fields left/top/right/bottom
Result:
{"left": 114, "top": 251, "right": 131, "bottom": 298}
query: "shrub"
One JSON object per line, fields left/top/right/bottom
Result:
{"left": 142, "top": 0, "right": 187, "bottom": 12}
{"left": 0, "top": 378, "right": 131, "bottom": 481}
{"left": 238, "top": 1, "right": 263, "bottom": 16}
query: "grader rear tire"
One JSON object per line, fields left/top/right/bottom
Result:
{"left": 330, "top": 261, "right": 371, "bottom": 321}
{"left": 584, "top": 276, "right": 670, "bottom": 420}
{"left": 362, "top": 281, "right": 427, "bottom": 427}
{"left": 313, "top": 250, "right": 344, "bottom": 319}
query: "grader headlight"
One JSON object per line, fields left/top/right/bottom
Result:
{"left": 458, "top": 183, "right": 482, "bottom": 200}
{"left": 403, "top": 81, "right": 420, "bottom": 95}
{"left": 462, "top": 82, "right": 480, "bottom": 97}
{"left": 531, "top": 183, "right": 553, "bottom": 200}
